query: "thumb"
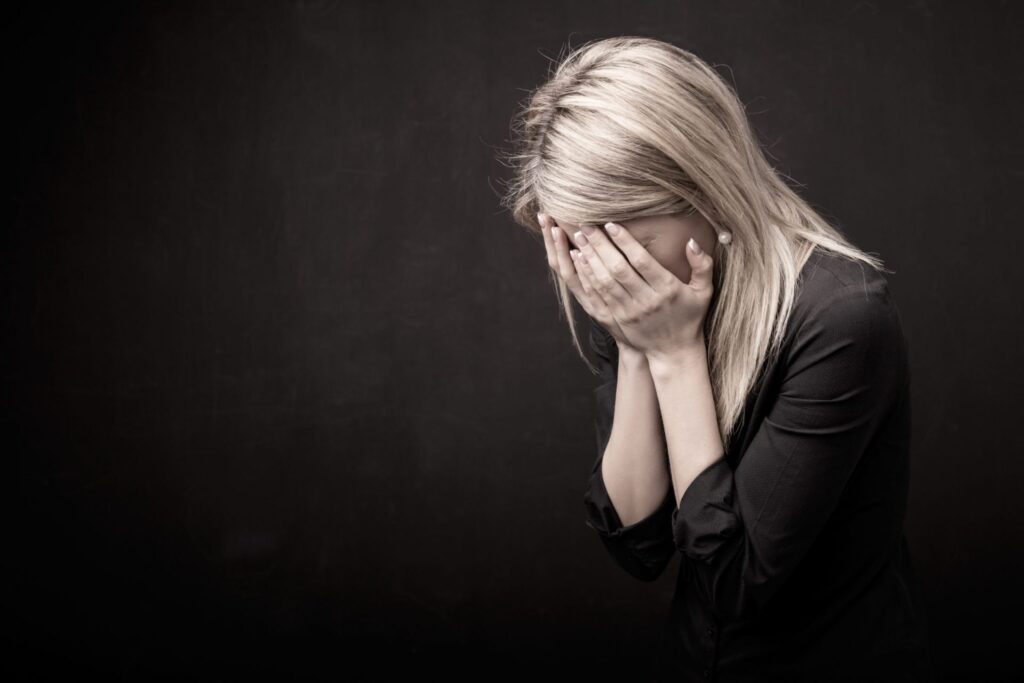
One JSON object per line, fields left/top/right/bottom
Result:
{"left": 686, "top": 237, "right": 714, "bottom": 290}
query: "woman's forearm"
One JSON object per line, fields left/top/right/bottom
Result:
{"left": 600, "top": 346, "right": 674, "bottom": 527}
{"left": 647, "top": 344, "right": 726, "bottom": 507}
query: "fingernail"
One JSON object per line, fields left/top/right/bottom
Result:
{"left": 537, "top": 212, "right": 546, "bottom": 226}
{"left": 581, "top": 224, "right": 596, "bottom": 236}
{"left": 574, "top": 231, "right": 589, "bottom": 247}
{"left": 688, "top": 237, "right": 702, "bottom": 255}
{"left": 604, "top": 222, "right": 620, "bottom": 236}
{"left": 550, "top": 226, "right": 560, "bottom": 241}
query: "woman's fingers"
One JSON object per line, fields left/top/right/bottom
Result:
{"left": 539, "top": 212, "right": 578, "bottom": 285}
{"left": 572, "top": 225, "right": 642, "bottom": 313}
{"left": 570, "top": 249, "right": 595, "bottom": 297}
{"left": 685, "top": 237, "right": 715, "bottom": 292}
{"left": 539, "top": 212, "right": 595, "bottom": 308}
{"left": 539, "top": 213, "right": 627, "bottom": 343}
{"left": 552, "top": 226, "right": 580, "bottom": 288}
{"left": 572, "top": 247, "right": 609, "bottom": 307}
{"left": 601, "top": 222, "right": 677, "bottom": 290}
{"left": 538, "top": 213, "right": 558, "bottom": 271}
{"left": 573, "top": 249, "right": 620, "bottom": 337}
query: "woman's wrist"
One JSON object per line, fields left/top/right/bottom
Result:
{"left": 617, "top": 344, "right": 649, "bottom": 371}
{"left": 646, "top": 342, "right": 708, "bottom": 382}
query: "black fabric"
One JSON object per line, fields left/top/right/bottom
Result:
{"left": 582, "top": 247, "right": 936, "bottom": 682}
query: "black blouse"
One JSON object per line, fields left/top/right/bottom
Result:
{"left": 582, "top": 247, "right": 936, "bottom": 682}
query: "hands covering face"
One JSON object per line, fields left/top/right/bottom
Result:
{"left": 539, "top": 213, "right": 714, "bottom": 359}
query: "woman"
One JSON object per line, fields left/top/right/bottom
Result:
{"left": 500, "top": 37, "right": 935, "bottom": 682}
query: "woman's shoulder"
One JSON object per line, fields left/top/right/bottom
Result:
{"left": 787, "top": 247, "right": 906, "bottom": 360}
{"left": 799, "top": 245, "right": 891, "bottom": 298}
{"left": 794, "top": 247, "right": 896, "bottom": 314}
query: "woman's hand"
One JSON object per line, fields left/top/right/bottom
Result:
{"left": 567, "top": 221, "right": 714, "bottom": 361}
{"left": 538, "top": 213, "right": 638, "bottom": 352}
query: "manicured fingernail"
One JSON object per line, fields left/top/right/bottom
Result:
{"left": 551, "top": 226, "right": 560, "bottom": 240}
{"left": 688, "top": 237, "right": 702, "bottom": 254}
{"left": 581, "top": 224, "right": 596, "bottom": 235}
{"left": 604, "top": 222, "right": 620, "bottom": 236}
{"left": 574, "top": 231, "right": 589, "bottom": 247}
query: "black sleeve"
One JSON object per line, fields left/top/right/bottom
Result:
{"left": 582, "top": 314, "right": 678, "bottom": 582}
{"left": 668, "top": 286, "right": 906, "bottom": 620}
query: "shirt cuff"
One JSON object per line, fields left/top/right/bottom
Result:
{"left": 584, "top": 463, "right": 677, "bottom": 578}
{"left": 670, "top": 457, "right": 741, "bottom": 563}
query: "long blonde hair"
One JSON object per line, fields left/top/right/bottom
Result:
{"left": 498, "top": 36, "right": 889, "bottom": 446}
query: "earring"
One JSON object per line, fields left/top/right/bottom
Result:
{"left": 717, "top": 229, "right": 733, "bottom": 245}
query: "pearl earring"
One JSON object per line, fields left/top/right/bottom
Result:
{"left": 717, "top": 229, "right": 733, "bottom": 245}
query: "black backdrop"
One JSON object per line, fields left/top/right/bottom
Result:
{"left": 8, "top": 1, "right": 1024, "bottom": 679}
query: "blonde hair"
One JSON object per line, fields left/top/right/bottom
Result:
{"left": 498, "top": 36, "right": 891, "bottom": 447}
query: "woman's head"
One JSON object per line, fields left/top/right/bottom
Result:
{"left": 503, "top": 36, "right": 756, "bottom": 264}
{"left": 499, "top": 36, "right": 887, "bottom": 444}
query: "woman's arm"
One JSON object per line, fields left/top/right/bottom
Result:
{"left": 583, "top": 317, "right": 678, "bottom": 581}
{"left": 647, "top": 341, "right": 726, "bottom": 510}
{"left": 647, "top": 285, "right": 905, "bottom": 620}
{"left": 602, "top": 346, "right": 673, "bottom": 527}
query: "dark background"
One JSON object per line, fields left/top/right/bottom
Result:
{"left": 7, "top": 1, "right": 1023, "bottom": 679}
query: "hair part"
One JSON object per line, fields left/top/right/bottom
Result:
{"left": 497, "top": 36, "right": 889, "bottom": 447}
